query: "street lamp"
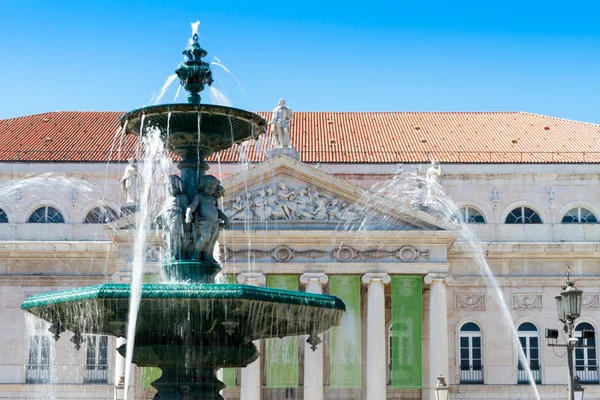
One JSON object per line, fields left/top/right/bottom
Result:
{"left": 434, "top": 375, "right": 449, "bottom": 400}
{"left": 552, "top": 271, "right": 583, "bottom": 400}
{"left": 574, "top": 376, "right": 585, "bottom": 400}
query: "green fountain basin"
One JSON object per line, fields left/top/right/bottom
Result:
{"left": 22, "top": 283, "right": 345, "bottom": 366}
{"left": 120, "top": 103, "right": 266, "bottom": 153}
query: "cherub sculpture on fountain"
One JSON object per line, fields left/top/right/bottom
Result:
{"left": 157, "top": 175, "right": 190, "bottom": 260}
{"left": 185, "top": 175, "right": 230, "bottom": 262}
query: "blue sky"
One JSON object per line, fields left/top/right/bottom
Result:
{"left": 1, "top": 1, "right": 599, "bottom": 123}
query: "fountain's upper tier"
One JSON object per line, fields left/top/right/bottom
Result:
{"left": 120, "top": 104, "right": 266, "bottom": 154}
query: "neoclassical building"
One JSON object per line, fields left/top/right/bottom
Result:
{"left": 0, "top": 110, "right": 599, "bottom": 400}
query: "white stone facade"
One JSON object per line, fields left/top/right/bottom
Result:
{"left": 0, "top": 157, "right": 599, "bottom": 400}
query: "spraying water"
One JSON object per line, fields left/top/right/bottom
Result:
{"left": 209, "top": 86, "right": 232, "bottom": 106}
{"left": 190, "top": 20, "right": 200, "bottom": 44}
{"left": 211, "top": 57, "right": 245, "bottom": 96}
{"left": 153, "top": 74, "right": 178, "bottom": 105}
{"left": 123, "top": 124, "right": 173, "bottom": 399}
{"left": 351, "top": 166, "right": 541, "bottom": 400}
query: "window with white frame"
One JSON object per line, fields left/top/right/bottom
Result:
{"left": 28, "top": 206, "right": 65, "bottom": 223}
{"left": 517, "top": 322, "right": 541, "bottom": 384}
{"left": 84, "top": 207, "right": 119, "bottom": 224}
{"left": 85, "top": 335, "right": 109, "bottom": 384}
{"left": 562, "top": 207, "right": 598, "bottom": 224}
{"left": 459, "top": 322, "right": 483, "bottom": 383}
{"left": 575, "top": 322, "right": 598, "bottom": 383}
{"left": 458, "top": 207, "right": 486, "bottom": 224}
{"left": 26, "top": 321, "right": 51, "bottom": 383}
{"left": 506, "top": 207, "right": 542, "bottom": 224}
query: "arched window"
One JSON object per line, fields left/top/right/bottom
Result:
{"left": 0, "top": 208, "right": 8, "bottom": 223}
{"left": 506, "top": 207, "right": 542, "bottom": 224}
{"left": 517, "top": 322, "right": 541, "bottom": 384}
{"left": 575, "top": 322, "right": 598, "bottom": 383}
{"left": 84, "top": 207, "right": 119, "bottom": 224}
{"left": 28, "top": 206, "right": 65, "bottom": 223}
{"left": 459, "top": 322, "right": 483, "bottom": 383}
{"left": 562, "top": 207, "right": 598, "bottom": 224}
{"left": 459, "top": 207, "right": 486, "bottom": 224}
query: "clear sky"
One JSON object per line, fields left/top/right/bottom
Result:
{"left": 1, "top": 1, "right": 599, "bottom": 123}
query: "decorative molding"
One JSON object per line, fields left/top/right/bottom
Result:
{"left": 512, "top": 294, "right": 542, "bottom": 309}
{"left": 222, "top": 244, "right": 428, "bottom": 263}
{"left": 547, "top": 188, "right": 556, "bottom": 211}
{"left": 455, "top": 294, "right": 486, "bottom": 309}
{"left": 491, "top": 188, "right": 499, "bottom": 210}
{"left": 362, "top": 273, "right": 391, "bottom": 285}
{"left": 582, "top": 295, "right": 599, "bottom": 309}
{"left": 424, "top": 274, "right": 453, "bottom": 285}
{"left": 223, "top": 180, "right": 361, "bottom": 222}
{"left": 236, "top": 273, "right": 266, "bottom": 286}
{"left": 299, "top": 273, "right": 328, "bottom": 285}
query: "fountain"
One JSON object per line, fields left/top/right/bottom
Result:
{"left": 21, "top": 30, "right": 345, "bottom": 399}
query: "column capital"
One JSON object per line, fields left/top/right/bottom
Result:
{"left": 237, "top": 273, "right": 266, "bottom": 286}
{"left": 362, "top": 272, "right": 391, "bottom": 285}
{"left": 300, "top": 272, "right": 328, "bottom": 285}
{"left": 423, "top": 274, "right": 453, "bottom": 285}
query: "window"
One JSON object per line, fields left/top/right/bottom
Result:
{"left": 84, "top": 207, "right": 119, "bottom": 224}
{"left": 459, "top": 322, "right": 483, "bottom": 383}
{"left": 85, "top": 335, "right": 109, "bottom": 384}
{"left": 506, "top": 207, "right": 542, "bottom": 224}
{"left": 575, "top": 322, "right": 598, "bottom": 383}
{"left": 459, "top": 207, "right": 486, "bottom": 224}
{"left": 0, "top": 208, "right": 7, "bottom": 223}
{"left": 28, "top": 206, "right": 65, "bottom": 223}
{"left": 517, "top": 322, "right": 541, "bottom": 384}
{"left": 26, "top": 322, "right": 51, "bottom": 384}
{"left": 562, "top": 207, "right": 598, "bottom": 224}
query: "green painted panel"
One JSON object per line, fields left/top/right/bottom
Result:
{"left": 391, "top": 276, "right": 422, "bottom": 388}
{"left": 329, "top": 275, "right": 362, "bottom": 388}
{"left": 266, "top": 275, "right": 299, "bottom": 388}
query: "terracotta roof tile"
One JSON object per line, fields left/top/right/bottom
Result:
{"left": 1, "top": 111, "right": 599, "bottom": 163}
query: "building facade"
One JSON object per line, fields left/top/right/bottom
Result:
{"left": 0, "top": 111, "right": 599, "bottom": 399}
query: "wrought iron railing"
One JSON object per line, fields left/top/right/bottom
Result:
{"left": 26, "top": 364, "right": 50, "bottom": 383}
{"left": 459, "top": 366, "right": 484, "bottom": 384}
{"left": 517, "top": 366, "right": 541, "bottom": 384}
{"left": 84, "top": 365, "right": 108, "bottom": 384}
{"left": 576, "top": 365, "right": 599, "bottom": 384}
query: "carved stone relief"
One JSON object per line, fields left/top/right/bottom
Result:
{"left": 582, "top": 295, "right": 599, "bottom": 309}
{"left": 223, "top": 244, "right": 429, "bottom": 263}
{"left": 224, "top": 181, "right": 362, "bottom": 222}
{"left": 455, "top": 295, "right": 486, "bottom": 309}
{"left": 512, "top": 294, "right": 542, "bottom": 309}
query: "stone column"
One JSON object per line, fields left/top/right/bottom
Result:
{"left": 423, "top": 274, "right": 452, "bottom": 400}
{"left": 300, "top": 273, "right": 328, "bottom": 400}
{"left": 114, "top": 337, "right": 126, "bottom": 400}
{"left": 237, "top": 273, "right": 266, "bottom": 400}
{"left": 362, "top": 273, "right": 391, "bottom": 400}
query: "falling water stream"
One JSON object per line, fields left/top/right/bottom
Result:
{"left": 352, "top": 167, "right": 541, "bottom": 399}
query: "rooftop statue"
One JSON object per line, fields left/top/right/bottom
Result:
{"left": 269, "top": 99, "right": 294, "bottom": 148}
{"left": 425, "top": 160, "right": 442, "bottom": 205}
{"left": 120, "top": 158, "right": 138, "bottom": 204}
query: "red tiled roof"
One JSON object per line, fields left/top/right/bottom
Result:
{"left": 1, "top": 111, "right": 600, "bottom": 163}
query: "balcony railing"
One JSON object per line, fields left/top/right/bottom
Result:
{"left": 26, "top": 364, "right": 50, "bottom": 383}
{"left": 518, "top": 366, "right": 541, "bottom": 384}
{"left": 84, "top": 365, "right": 108, "bottom": 384}
{"left": 576, "top": 365, "right": 599, "bottom": 384}
{"left": 459, "top": 366, "right": 484, "bottom": 384}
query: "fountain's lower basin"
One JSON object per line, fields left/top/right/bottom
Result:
{"left": 22, "top": 283, "right": 344, "bottom": 399}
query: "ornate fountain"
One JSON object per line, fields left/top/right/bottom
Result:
{"left": 21, "top": 31, "right": 345, "bottom": 400}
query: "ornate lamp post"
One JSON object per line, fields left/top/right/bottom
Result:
{"left": 434, "top": 375, "right": 449, "bottom": 400}
{"left": 553, "top": 272, "right": 584, "bottom": 400}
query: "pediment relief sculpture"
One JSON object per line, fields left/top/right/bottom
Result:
{"left": 223, "top": 181, "right": 362, "bottom": 222}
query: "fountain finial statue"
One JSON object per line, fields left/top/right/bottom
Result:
{"left": 175, "top": 31, "right": 213, "bottom": 104}
{"left": 269, "top": 98, "right": 294, "bottom": 148}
